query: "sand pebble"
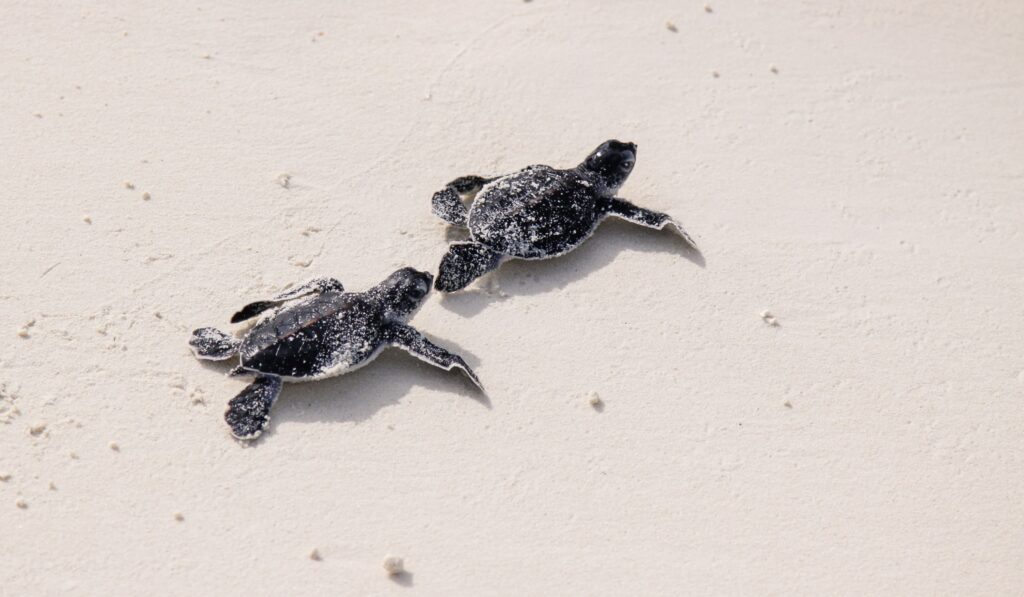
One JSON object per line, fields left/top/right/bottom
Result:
{"left": 665, "top": 21, "right": 678, "bottom": 32}
{"left": 83, "top": 215, "right": 92, "bottom": 224}
{"left": 760, "top": 310, "right": 779, "bottom": 327}
{"left": 16, "top": 499, "right": 28, "bottom": 509}
{"left": 123, "top": 181, "right": 135, "bottom": 190}
{"left": 16, "top": 328, "right": 29, "bottom": 338}
{"left": 49, "top": 482, "right": 57, "bottom": 490}
{"left": 783, "top": 401, "right": 793, "bottom": 408}
{"left": 108, "top": 442, "right": 120, "bottom": 452}
{"left": 711, "top": 71, "right": 720, "bottom": 78}
{"left": 588, "top": 392, "right": 604, "bottom": 410}
{"left": 201, "top": 53, "right": 212, "bottom": 60}
{"left": 309, "top": 549, "right": 322, "bottom": 561}
{"left": 174, "top": 512, "right": 184, "bottom": 522}
{"left": 704, "top": 4, "right": 713, "bottom": 12}
{"left": 141, "top": 192, "right": 151, "bottom": 201}
{"left": 770, "top": 65, "right": 779, "bottom": 74}
{"left": 29, "top": 423, "right": 47, "bottom": 436}
{"left": 69, "top": 451, "right": 79, "bottom": 460}
{"left": 0, "top": 473, "right": 11, "bottom": 482}
{"left": 33, "top": 112, "right": 43, "bottom": 118}
{"left": 382, "top": 555, "right": 404, "bottom": 575}
{"left": 276, "top": 173, "right": 292, "bottom": 188}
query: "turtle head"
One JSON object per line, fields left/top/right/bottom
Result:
{"left": 374, "top": 267, "right": 434, "bottom": 321}
{"left": 580, "top": 140, "right": 637, "bottom": 195}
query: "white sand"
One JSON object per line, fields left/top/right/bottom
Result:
{"left": 2, "top": 1, "right": 1023, "bottom": 594}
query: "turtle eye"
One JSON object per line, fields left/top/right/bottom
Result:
{"left": 620, "top": 160, "right": 634, "bottom": 171}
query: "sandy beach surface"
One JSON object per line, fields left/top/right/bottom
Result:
{"left": 2, "top": 1, "right": 1022, "bottom": 594}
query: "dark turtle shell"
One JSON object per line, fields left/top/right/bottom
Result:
{"left": 239, "top": 292, "right": 384, "bottom": 379}
{"left": 468, "top": 165, "right": 609, "bottom": 259}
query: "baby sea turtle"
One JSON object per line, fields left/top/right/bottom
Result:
{"left": 431, "top": 140, "right": 699, "bottom": 292}
{"left": 189, "top": 267, "right": 482, "bottom": 440}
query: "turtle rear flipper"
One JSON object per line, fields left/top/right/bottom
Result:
{"left": 225, "top": 375, "right": 282, "bottom": 440}
{"left": 432, "top": 187, "right": 469, "bottom": 226}
{"left": 435, "top": 242, "right": 503, "bottom": 292}
{"left": 189, "top": 327, "right": 239, "bottom": 360}
{"left": 431, "top": 175, "right": 495, "bottom": 226}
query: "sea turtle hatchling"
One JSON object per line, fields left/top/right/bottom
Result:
{"left": 431, "top": 140, "right": 700, "bottom": 292}
{"left": 189, "top": 267, "right": 482, "bottom": 440}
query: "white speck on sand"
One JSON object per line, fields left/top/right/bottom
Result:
{"left": 49, "top": 481, "right": 57, "bottom": 490}
{"left": 276, "top": 173, "right": 291, "bottom": 188}
{"left": 760, "top": 310, "right": 780, "bottom": 327}
{"left": 382, "top": 555, "right": 404, "bottom": 575}
{"left": 29, "top": 423, "right": 47, "bottom": 436}
{"left": 0, "top": 473, "right": 11, "bottom": 482}
{"left": 83, "top": 215, "right": 92, "bottom": 224}
{"left": 141, "top": 192, "right": 151, "bottom": 201}
{"left": 16, "top": 499, "right": 28, "bottom": 509}
{"left": 666, "top": 21, "right": 678, "bottom": 32}
{"left": 108, "top": 442, "right": 120, "bottom": 452}
{"left": 123, "top": 181, "right": 135, "bottom": 189}
{"left": 174, "top": 512, "right": 185, "bottom": 522}
{"left": 588, "top": 392, "right": 604, "bottom": 410}
{"left": 309, "top": 549, "right": 322, "bottom": 561}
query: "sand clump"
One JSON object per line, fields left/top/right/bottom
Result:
{"left": 382, "top": 555, "right": 404, "bottom": 575}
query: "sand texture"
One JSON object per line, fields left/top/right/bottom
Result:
{"left": 1, "top": 0, "right": 1023, "bottom": 594}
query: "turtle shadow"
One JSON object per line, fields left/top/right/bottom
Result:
{"left": 192, "top": 345, "right": 487, "bottom": 441}
{"left": 258, "top": 347, "right": 488, "bottom": 440}
{"left": 438, "top": 218, "right": 704, "bottom": 318}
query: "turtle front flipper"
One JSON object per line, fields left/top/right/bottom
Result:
{"left": 435, "top": 242, "right": 503, "bottom": 292}
{"left": 189, "top": 327, "right": 239, "bottom": 360}
{"left": 605, "top": 198, "right": 700, "bottom": 252}
{"left": 225, "top": 375, "right": 283, "bottom": 440}
{"left": 431, "top": 175, "right": 495, "bottom": 226}
{"left": 386, "top": 323, "right": 483, "bottom": 391}
{"left": 231, "top": 276, "right": 344, "bottom": 323}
